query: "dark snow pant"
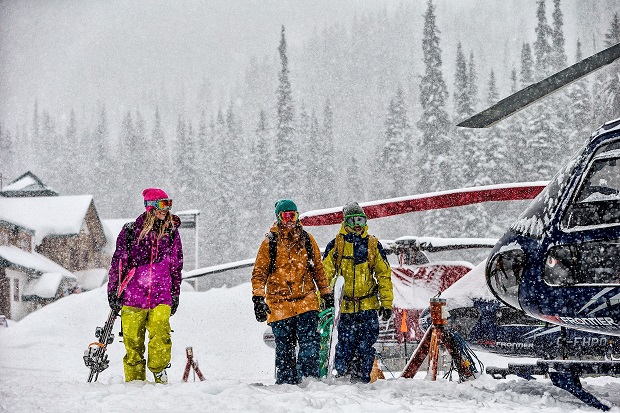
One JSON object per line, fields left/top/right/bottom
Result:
{"left": 270, "top": 310, "right": 320, "bottom": 385}
{"left": 334, "top": 310, "right": 379, "bottom": 383}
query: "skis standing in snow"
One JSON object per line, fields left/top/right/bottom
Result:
{"left": 107, "top": 188, "right": 183, "bottom": 384}
{"left": 322, "top": 202, "right": 393, "bottom": 383}
{"left": 251, "top": 199, "right": 333, "bottom": 385}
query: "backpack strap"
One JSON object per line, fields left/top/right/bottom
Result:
{"left": 367, "top": 235, "right": 378, "bottom": 274}
{"left": 267, "top": 232, "right": 277, "bottom": 276}
{"left": 334, "top": 234, "right": 346, "bottom": 274}
{"left": 123, "top": 222, "right": 135, "bottom": 255}
{"left": 301, "top": 230, "right": 315, "bottom": 273}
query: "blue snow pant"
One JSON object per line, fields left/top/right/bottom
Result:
{"left": 334, "top": 310, "right": 379, "bottom": 383}
{"left": 270, "top": 310, "right": 320, "bottom": 385}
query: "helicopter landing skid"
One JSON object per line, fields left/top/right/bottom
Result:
{"left": 487, "top": 359, "right": 620, "bottom": 411}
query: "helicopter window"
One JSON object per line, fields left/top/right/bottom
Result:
{"left": 511, "top": 158, "right": 576, "bottom": 238}
{"left": 495, "top": 306, "right": 543, "bottom": 326}
{"left": 562, "top": 154, "right": 620, "bottom": 230}
{"left": 544, "top": 239, "right": 620, "bottom": 285}
{"left": 487, "top": 249, "right": 524, "bottom": 310}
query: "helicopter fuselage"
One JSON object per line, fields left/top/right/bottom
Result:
{"left": 487, "top": 120, "right": 620, "bottom": 337}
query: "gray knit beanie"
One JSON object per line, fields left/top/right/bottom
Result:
{"left": 342, "top": 202, "right": 365, "bottom": 217}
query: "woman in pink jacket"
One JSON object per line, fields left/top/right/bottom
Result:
{"left": 107, "top": 188, "right": 183, "bottom": 383}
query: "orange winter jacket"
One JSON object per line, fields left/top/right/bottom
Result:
{"left": 251, "top": 223, "right": 331, "bottom": 323}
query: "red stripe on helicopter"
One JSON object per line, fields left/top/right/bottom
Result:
{"left": 300, "top": 182, "right": 547, "bottom": 226}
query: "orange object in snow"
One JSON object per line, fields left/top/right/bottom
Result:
{"left": 400, "top": 310, "right": 408, "bottom": 333}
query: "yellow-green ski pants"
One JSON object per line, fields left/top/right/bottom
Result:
{"left": 120, "top": 304, "right": 172, "bottom": 382}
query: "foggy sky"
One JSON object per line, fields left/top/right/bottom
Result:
{"left": 0, "top": 0, "right": 614, "bottom": 130}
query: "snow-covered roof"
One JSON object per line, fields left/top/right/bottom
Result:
{"left": 3, "top": 175, "right": 37, "bottom": 191}
{"left": 1, "top": 171, "right": 58, "bottom": 196}
{"left": 0, "top": 245, "right": 74, "bottom": 278}
{"left": 177, "top": 209, "right": 200, "bottom": 216}
{"left": 101, "top": 218, "right": 133, "bottom": 254}
{"left": 73, "top": 268, "right": 108, "bottom": 291}
{"left": 23, "top": 272, "right": 63, "bottom": 299}
{"left": 0, "top": 195, "right": 93, "bottom": 245}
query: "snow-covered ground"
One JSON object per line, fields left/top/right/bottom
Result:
{"left": 2, "top": 284, "right": 620, "bottom": 412}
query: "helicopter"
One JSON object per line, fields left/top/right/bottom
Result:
{"left": 455, "top": 40, "right": 620, "bottom": 411}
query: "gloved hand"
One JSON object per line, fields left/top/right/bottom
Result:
{"left": 171, "top": 295, "right": 179, "bottom": 315}
{"left": 108, "top": 291, "right": 122, "bottom": 314}
{"left": 252, "top": 296, "right": 271, "bottom": 322}
{"left": 378, "top": 307, "right": 392, "bottom": 321}
{"left": 322, "top": 293, "right": 335, "bottom": 309}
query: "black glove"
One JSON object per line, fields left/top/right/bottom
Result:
{"left": 322, "top": 293, "right": 335, "bottom": 309}
{"left": 171, "top": 295, "right": 179, "bottom": 316}
{"left": 378, "top": 307, "right": 392, "bottom": 321}
{"left": 252, "top": 296, "right": 271, "bottom": 322}
{"left": 108, "top": 291, "right": 122, "bottom": 314}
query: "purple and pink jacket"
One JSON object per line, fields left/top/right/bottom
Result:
{"left": 108, "top": 213, "right": 183, "bottom": 309}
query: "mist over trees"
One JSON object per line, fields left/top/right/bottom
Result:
{"left": 1, "top": 1, "right": 620, "bottom": 270}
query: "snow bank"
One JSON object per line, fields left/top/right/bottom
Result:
{"left": 1, "top": 282, "right": 619, "bottom": 412}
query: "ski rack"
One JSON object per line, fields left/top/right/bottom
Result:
{"left": 400, "top": 297, "right": 476, "bottom": 381}
{"left": 182, "top": 347, "right": 205, "bottom": 382}
{"left": 486, "top": 360, "right": 620, "bottom": 411}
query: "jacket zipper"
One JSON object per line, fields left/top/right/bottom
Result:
{"left": 147, "top": 234, "right": 159, "bottom": 309}
{"left": 351, "top": 240, "right": 357, "bottom": 312}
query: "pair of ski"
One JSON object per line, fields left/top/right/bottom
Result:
{"left": 83, "top": 263, "right": 135, "bottom": 382}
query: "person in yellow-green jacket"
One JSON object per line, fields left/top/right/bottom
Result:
{"left": 322, "top": 201, "right": 393, "bottom": 383}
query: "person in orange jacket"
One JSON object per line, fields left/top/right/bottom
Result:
{"left": 251, "top": 199, "right": 333, "bottom": 384}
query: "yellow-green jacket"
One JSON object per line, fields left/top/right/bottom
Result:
{"left": 322, "top": 224, "right": 393, "bottom": 313}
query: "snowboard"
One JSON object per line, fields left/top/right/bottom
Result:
{"left": 326, "top": 275, "right": 345, "bottom": 382}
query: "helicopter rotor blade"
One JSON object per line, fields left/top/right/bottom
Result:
{"left": 457, "top": 42, "right": 620, "bottom": 128}
{"left": 300, "top": 181, "right": 547, "bottom": 226}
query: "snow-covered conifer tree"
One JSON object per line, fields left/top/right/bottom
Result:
{"left": 0, "top": 123, "right": 15, "bottom": 182}
{"left": 604, "top": 13, "right": 620, "bottom": 121}
{"left": 417, "top": 0, "right": 451, "bottom": 193}
{"left": 382, "top": 86, "right": 412, "bottom": 197}
{"left": 534, "top": 0, "right": 553, "bottom": 80}
{"left": 551, "top": 0, "right": 567, "bottom": 72}
{"left": 321, "top": 98, "right": 337, "bottom": 205}
{"left": 275, "top": 25, "right": 297, "bottom": 199}
{"left": 563, "top": 40, "right": 592, "bottom": 155}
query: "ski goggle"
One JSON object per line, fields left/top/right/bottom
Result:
{"left": 278, "top": 211, "right": 299, "bottom": 223}
{"left": 144, "top": 199, "right": 173, "bottom": 211}
{"left": 344, "top": 214, "right": 367, "bottom": 227}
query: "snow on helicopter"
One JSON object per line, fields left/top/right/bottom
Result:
{"left": 454, "top": 40, "right": 620, "bottom": 411}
